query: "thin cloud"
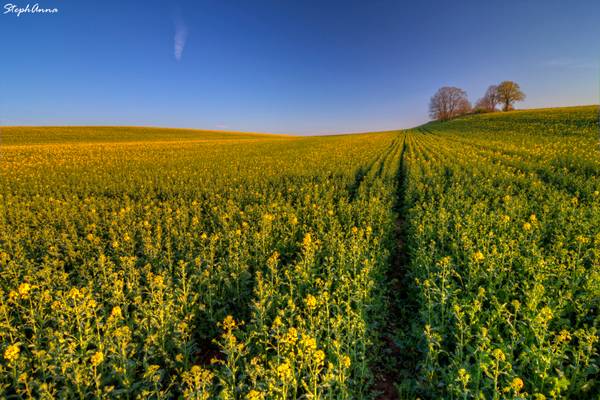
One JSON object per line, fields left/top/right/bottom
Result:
{"left": 173, "top": 10, "right": 188, "bottom": 61}
{"left": 543, "top": 58, "right": 597, "bottom": 70}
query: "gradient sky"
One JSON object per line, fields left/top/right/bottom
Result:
{"left": 1, "top": 0, "right": 598, "bottom": 134}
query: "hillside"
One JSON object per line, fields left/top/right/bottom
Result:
{"left": 1, "top": 107, "right": 598, "bottom": 399}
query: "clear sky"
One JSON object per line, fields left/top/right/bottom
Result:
{"left": 1, "top": 0, "right": 598, "bottom": 134}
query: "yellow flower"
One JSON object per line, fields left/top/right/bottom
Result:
{"left": 576, "top": 235, "right": 590, "bottom": 244}
{"left": 110, "top": 306, "right": 122, "bottom": 319}
{"left": 511, "top": 377, "right": 524, "bottom": 392}
{"left": 90, "top": 351, "right": 104, "bottom": 367}
{"left": 152, "top": 274, "right": 165, "bottom": 288}
{"left": 277, "top": 362, "right": 293, "bottom": 381}
{"left": 511, "top": 300, "right": 521, "bottom": 311}
{"left": 458, "top": 368, "right": 470, "bottom": 385}
{"left": 314, "top": 349, "right": 325, "bottom": 365}
{"left": 351, "top": 226, "right": 358, "bottom": 234}
{"left": 492, "top": 348, "right": 506, "bottom": 362}
{"left": 471, "top": 251, "right": 485, "bottom": 262}
{"left": 341, "top": 355, "right": 351, "bottom": 368}
{"left": 501, "top": 215, "right": 511, "bottom": 223}
{"left": 300, "top": 336, "right": 317, "bottom": 352}
{"left": 303, "top": 233, "right": 312, "bottom": 247}
{"left": 523, "top": 222, "right": 532, "bottom": 231}
{"left": 263, "top": 213, "right": 274, "bottom": 222}
{"left": 176, "top": 354, "right": 184, "bottom": 362}
{"left": 272, "top": 316, "right": 283, "bottom": 329}
{"left": 223, "top": 315, "right": 236, "bottom": 331}
{"left": 115, "top": 326, "right": 131, "bottom": 338}
{"left": 246, "top": 389, "right": 265, "bottom": 400}
{"left": 530, "top": 214, "right": 537, "bottom": 222}
{"left": 145, "top": 364, "right": 162, "bottom": 382}
{"left": 305, "top": 294, "right": 317, "bottom": 310}
{"left": 4, "top": 344, "right": 20, "bottom": 363}
{"left": 284, "top": 327, "right": 298, "bottom": 345}
{"left": 557, "top": 329, "right": 571, "bottom": 343}
{"left": 17, "top": 283, "right": 31, "bottom": 298}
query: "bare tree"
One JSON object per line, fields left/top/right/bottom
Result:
{"left": 429, "top": 87, "right": 471, "bottom": 121}
{"left": 474, "top": 85, "right": 499, "bottom": 112}
{"left": 496, "top": 81, "right": 525, "bottom": 111}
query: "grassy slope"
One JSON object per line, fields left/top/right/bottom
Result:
{"left": 420, "top": 105, "right": 598, "bottom": 136}
{"left": 398, "top": 105, "right": 599, "bottom": 398}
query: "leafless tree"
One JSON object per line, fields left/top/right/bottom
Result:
{"left": 474, "top": 85, "right": 499, "bottom": 112}
{"left": 496, "top": 81, "right": 525, "bottom": 111}
{"left": 429, "top": 87, "right": 471, "bottom": 121}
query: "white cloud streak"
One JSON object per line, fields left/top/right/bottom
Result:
{"left": 174, "top": 11, "right": 188, "bottom": 61}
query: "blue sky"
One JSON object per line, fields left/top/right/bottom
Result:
{"left": 1, "top": 0, "right": 598, "bottom": 134}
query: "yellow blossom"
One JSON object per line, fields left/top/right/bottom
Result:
{"left": 284, "top": 327, "right": 298, "bottom": 345}
{"left": 223, "top": 315, "right": 236, "bottom": 331}
{"left": 458, "top": 368, "right": 470, "bottom": 385}
{"left": 110, "top": 306, "right": 122, "bottom": 319}
{"left": 303, "top": 233, "right": 312, "bottom": 247}
{"left": 511, "top": 377, "right": 524, "bottom": 392}
{"left": 17, "top": 283, "right": 31, "bottom": 298}
{"left": 300, "top": 336, "right": 317, "bottom": 352}
{"left": 492, "top": 348, "right": 506, "bottom": 362}
{"left": 341, "top": 355, "right": 351, "bottom": 368}
{"left": 90, "top": 351, "right": 104, "bottom": 367}
{"left": 471, "top": 251, "right": 485, "bottom": 262}
{"left": 305, "top": 294, "right": 317, "bottom": 310}
{"left": 277, "top": 362, "right": 293, "bottom": 381}
{"left": 246, "top": 390, "right": 265, "bottom": 400}
{"left": 314, "top": 349, "right": 325, "bottom": 365}
{"left": 4, "top": 344, "right": 20, "bottom": 363}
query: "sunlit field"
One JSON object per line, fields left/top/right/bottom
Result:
{"left": 1, "top": 106, "right": 598, "bottom": 399}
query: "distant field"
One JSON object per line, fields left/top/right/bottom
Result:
{"left": 0, "top": 126, "right": 291, "bottom": 145}
{"left": 1, "top": 106, "right": 598, "bottom": 399}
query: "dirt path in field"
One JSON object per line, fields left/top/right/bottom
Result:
{"left": 373, "top": 137, "right": 419, "bottom": 399}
